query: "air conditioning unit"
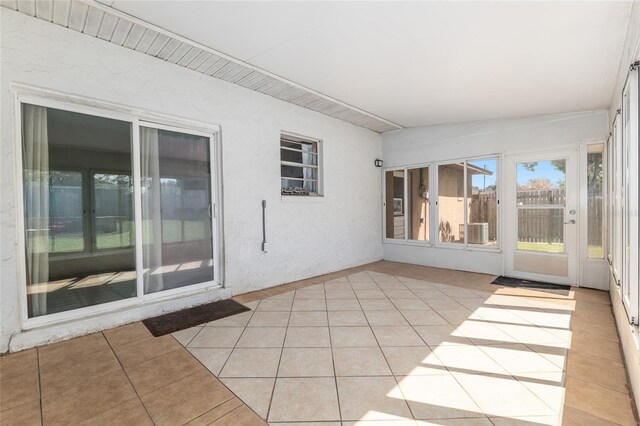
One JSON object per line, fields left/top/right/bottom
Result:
{"left": 467, "top": 223, "right": 489, "bottom": 244}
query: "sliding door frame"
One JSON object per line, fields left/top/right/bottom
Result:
{"left": 136, "top": 120, "right": 223, "bottom": 302}
{"left": 12, "top": 85, "right": 224, "bottom": 330}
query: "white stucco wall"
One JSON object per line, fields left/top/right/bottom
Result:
{"left": 381, "top": 110, "right": 609, "bottom": 275}
{"left": 0, "top": 9, "right": 382, "bottom": 352}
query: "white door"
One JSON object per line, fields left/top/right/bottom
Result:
{"left": 506, "top": 149, "right": 579, "bottom": 285}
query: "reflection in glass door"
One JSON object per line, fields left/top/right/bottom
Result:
{"left": 93, "top": 173, "right": 134, "bottom": 251}
{"left": 21, "top": 104, "right": 136, "bottom": 318}
{"left": 140, "top": 125, "right": 215, "bottom": 294}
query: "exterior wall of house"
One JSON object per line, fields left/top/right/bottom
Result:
{"left": 436, "top": 165, "right": 469, "bottom": 242}
{"left": 0, "top": 9, "right": 382, "bottom": 352}
{"left": 381, "top": 110, "right": 609, "bottom": 275}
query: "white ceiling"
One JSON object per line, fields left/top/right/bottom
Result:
{"left": 109, "top": 1, "right": 632, "bottom": 128}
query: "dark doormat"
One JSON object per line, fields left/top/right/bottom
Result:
{"left": 142, "top": 299, "right": 250, "bottom": 337}
{"left": 491, "top": 276, "right": 572, "bottom": 296}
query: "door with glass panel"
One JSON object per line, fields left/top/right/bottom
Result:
{"left": 138, "top": 123, "right": 216, "bottom": 295}
{"left": 506, "top": 149, "right": 578, "bottom": 285}
{"left": 21, "top": 104, "right": 137, "bottom": 318}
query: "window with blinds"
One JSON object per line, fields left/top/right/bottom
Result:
{"left": 280, "top": 134, "right": 320, "bottom": 196}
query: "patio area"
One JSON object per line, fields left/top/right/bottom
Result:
{"left": 0, "top": 261, "right": 636, "bottom": 425}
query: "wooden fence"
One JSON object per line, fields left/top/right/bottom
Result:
{"left": 470, "top": 189, "right": 603, "bottom": 245}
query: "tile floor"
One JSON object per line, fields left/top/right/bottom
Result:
{"left": 1, "top": 261, "right": 637, "bottom": 425}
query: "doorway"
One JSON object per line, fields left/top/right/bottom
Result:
{"left": 506, "top": 149, "right": 579, "bottom": 285}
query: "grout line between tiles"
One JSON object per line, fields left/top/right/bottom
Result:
{"left": 98, "top": 331, "right": 155, "bottom": 425}
{"left": 35, "top": 348, "right": 43, "bottom": 426}
{"left": 179, "top": 396, "right": 240, "bottom": 425}
{"left": 179, "top": 338, "right": 267, "bottom": 424}
{"left": 347, "top": 271, "right": 415, "bottom": 422}
{"left": 212, "top": 299, "right": 263, "bottom": 376}
{"left": 325, "top": 276, "right": 343, "bottom": 421}
{"left": 264, "top": 291, "right": 294, "bottom": 422}
{"left": 12, "top": 264, "right": 633, "bottom": 425}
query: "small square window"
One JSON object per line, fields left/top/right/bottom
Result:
{"left": 280, "top": 134, "right": 320, "bottom": 196}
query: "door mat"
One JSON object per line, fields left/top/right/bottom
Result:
{"left": 142, "top": 299, "right": 250, "bottom": 337}
{"left": 491, "top": 276, "right": 571, "bottom": 296}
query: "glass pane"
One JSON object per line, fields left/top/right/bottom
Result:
{"left": 613, "top": 121, "right": 622, "bottom": 277}
{"left": 281, "top": 165, "right": 318, "bottom": 179}
{"left": 47, "top": 171, "right": 84, "bottom": 253}
{"left": 517, "top": 160, "right": 566, "bottom": 205}
{"left": 467, "top": 159, "right": 498, "bottom": 246}
{"left": 623, "top": 87, "right": 632, "bottom": 299}
{"left": 517, "top": 208, "right": 564, "bottom": 252}
{"left": 385, "top": 170, "right": 405, "bottom": 239}
{"left": 22, "top": 103, "right": 135, "bottom": 318}
{"left": 280, "top": 147, "right": 318, "bottom": 166}
{"left": 94, "top": 173, "right": 134, "bottom": 250}
{"left": 438, "top": 163, "right": 464, "bottom": 243}
{"left": 407, "top": 167, "right": 429, "bottom": 241}
{"left": 281, "top": 139, "right": 318, "bottom": 195}
{"left": 281, "top": 139, "right": 318, "bottom": 155}
{"left": 141, "top": 126, "right": 215, "bottom": 294}
{"left": 587, "top": 146, "right": 603, "bottom": 258}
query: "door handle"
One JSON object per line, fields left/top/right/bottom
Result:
{"left": 564, "top": 219, "right": 576, "bottom": 224}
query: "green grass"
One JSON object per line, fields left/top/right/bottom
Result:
{"left": 517, "top": 242, "right": 565, "bottom": 253}
{"left": 588, "top": 245, "right": 603, "bottom": 258}
{"left": 517, "top": 242, "right": 604, "bottom": 258}
{"left": 29, "top": 219, "right": 208, "bottom": 253}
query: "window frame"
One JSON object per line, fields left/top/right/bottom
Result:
{"left": 406, "top": 165, "right": 432, "bottom": 245}
{"left": 280, "top": 132, "right": 323, "bottom": 197}
{"left": 13, "top": 86, "right": 224, "bottom": 329}
{"left": 434, "top": 155, "right": 500, "bottom": 251}
{"left": 612, "top": 114, "right": 623, "bottom": 284}
{"left": 382, "top": 167, "right": 409, "bottom": 244}
{"left": 584, "top": 143, "right": 605, "bottom": 260}
{"left": 619, "top": 66, "right": 639, "bottom": 325}
{"left": 435, "top": 160, "right": 467, "bottom": 248}
{"left": 137, "top": 120, "right": 220, "bottom": 300}
{"left": 381, "top": 155, "right": 500, "bottom": 251}
{"left": 606, "top": 131, "right": 615, "bottom": 269}
{"left": 44, "top": 168, "right": 136, "bottom": 257}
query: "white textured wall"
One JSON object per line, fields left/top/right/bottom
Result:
{"left": 381, "top": 111, "right": 608, "bottom": 275}
{"left": 0, "top": 9, "right": 382, "bottom": 352}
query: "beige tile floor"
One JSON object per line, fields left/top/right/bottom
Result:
{"left": 1, "top": 261, "right": 637, "bottom": 425}
{"left": 0, "top": 321, "right": 266, "bottom": 425}
{"left": 184, "top": 262, "right": 637, "bottom": 425}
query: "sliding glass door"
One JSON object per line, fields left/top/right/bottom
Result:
{"left": 139, "top": 124, "right": 215, "bottom": 295}
{"left": 22, "top": 104, "right": 136, "bottom": 317}
{"left": 20, "top": 99, "right": 221, "bottom": 322}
